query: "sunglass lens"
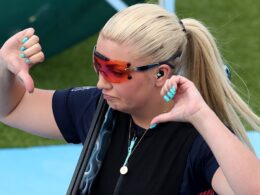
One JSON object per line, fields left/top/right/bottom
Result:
{"left": 93, "top": 55, "right": 130, "bottom": 83}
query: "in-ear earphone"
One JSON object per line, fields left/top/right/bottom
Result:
{"left": 156, "top": 70, "right": 164, "bottom": 78}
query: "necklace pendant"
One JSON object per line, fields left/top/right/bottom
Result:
{"left": 120, "top": 165, "right": 128, "bottom": 175}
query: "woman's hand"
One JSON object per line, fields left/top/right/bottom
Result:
{"left": 0, "top": 28, "right": 44, "bottom": 92}
{"left": 151, "top": 75, "right": 210, "bottom": 125}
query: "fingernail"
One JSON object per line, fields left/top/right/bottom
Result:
{"left": 170, "top": 87, "right": 176, "bottom": 94}
{"left": 20, "top": 46, "right": 26, "bottom": 51}
{"left": 20, "top": 53, "right": 25, "bottom": 58}
{"left": 163, "top": 95, "right": 170, "bottom": 102}
{"left": 167, "top": 91, "right": 174, "bottom": 99}
{"left": 150, "top": 123, "right": 157, "bottom": 129}
{"left": 22, "top": 37, "right": 29, "bottom": 43}
{"left": 25, "top": 58, "right": 30, "bottom": 64}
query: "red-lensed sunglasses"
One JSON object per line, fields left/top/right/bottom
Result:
{"left": 92, "top": 46, "right": 181, "bottom": 83}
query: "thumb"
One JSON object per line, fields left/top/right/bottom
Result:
{"left": 17, "top": 70, "right": 35, "bottom": 93}
{"left": 150, "top": 112, "right": 175, "bottom": 126}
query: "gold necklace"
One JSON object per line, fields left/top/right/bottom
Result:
{"left": 119, "top": 119, "right": 150, "bottom": 175}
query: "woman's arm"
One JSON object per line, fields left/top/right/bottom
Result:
{"left": 151, "top": 75, "right": 260, "bottom": 195}
{"left": 191, "top": 101, "right": 260, "bottom": 195}
{"left": 0, "top": 28, "right": 63, "bottom": 139}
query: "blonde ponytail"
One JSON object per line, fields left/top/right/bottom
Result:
{"left": 182, "top": 18, "right": 260, "bottom": 151}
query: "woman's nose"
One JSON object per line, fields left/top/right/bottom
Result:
{"left": 97, "top": 73, "right": 112, "bottom": 90}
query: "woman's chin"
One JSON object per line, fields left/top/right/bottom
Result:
{"left": 107, "top": 102, "right": 130, "bottom": 113}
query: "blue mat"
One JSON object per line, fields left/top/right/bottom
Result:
{"left": 0, "top": 132, "right": 259, "bottom": 195}
{"left": 0, "top": 144, "right": 82, "bottom": 195}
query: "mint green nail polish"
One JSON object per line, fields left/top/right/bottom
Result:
{"left": 20, "top": 53, "right": 25, "bottom": 58}
{"left": 167, "top": 91, "right": 174, "bottom": 99}
{"left": 150, "top": 123, "right": 157, "bottom": 129}
{"left": 22, "top": 37, "right": 28, "bottom": 43}
{"left": 170, "top": 87, "right": 176, "bottom": 94}
{"left": 21, "top": 46, "right": 26, "bottom": 51}
{"left": 25, "top": 58, "right": 30, "bottom": 64}
{"left": 163, "top": 95, "right": 170, "bottom": 102}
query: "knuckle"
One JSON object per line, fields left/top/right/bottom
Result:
{"left": 35, "top": 43, "right": 42, "bottom": 51}
{"left": 27, "top": 28, "right": 35, "bottom": 37}
{"left": 30, "top": 27, "right": 35, "bottom": 33}
{"left": 32, "top": 35, "right": 39, "bottom": 42}
{"left": 39, "top": 52, "right": 45, "bottom": 62}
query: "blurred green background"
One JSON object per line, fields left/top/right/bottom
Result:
{"left": 1, "top": 0, "right": 259, "bottom": 147}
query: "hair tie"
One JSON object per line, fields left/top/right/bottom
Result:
{"left": 179, "top": 20, "right": 187, "bottom": 33}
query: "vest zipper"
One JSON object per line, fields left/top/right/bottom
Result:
{"left": 113, "top": 174, "right": 124, "bottom": 195}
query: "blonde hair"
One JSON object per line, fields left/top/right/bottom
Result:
{"left": 100, "top": 3, "right": 260, "bottom": 150}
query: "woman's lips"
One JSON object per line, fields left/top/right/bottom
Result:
{"left": 103, "top": 94, "right": 116, "bottom": 101}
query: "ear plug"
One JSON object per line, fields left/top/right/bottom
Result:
{"left": 156, "top": 70, "right": 164, "bottom": 78}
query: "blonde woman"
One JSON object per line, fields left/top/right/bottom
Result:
{"left": 0, "top": 3, "right": 260, "bottom": 195}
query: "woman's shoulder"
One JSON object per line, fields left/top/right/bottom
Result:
{"left": 189, "top": 134, "right": 219, "bottom": 175}
{"left": 68, "top": 86, "right": 101, "bottom": 98}
{"left": 52, "top": 86, "right": 102, "bottom": 143}
{"left": 180, "top": 134, "right": 219, "bottom": 194}
{"left": 54, "top": 86, "right": 101, "bottom": 106}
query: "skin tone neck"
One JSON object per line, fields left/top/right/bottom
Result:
{"left": 130, "top": 90, "right": 175, "bottom": 129}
